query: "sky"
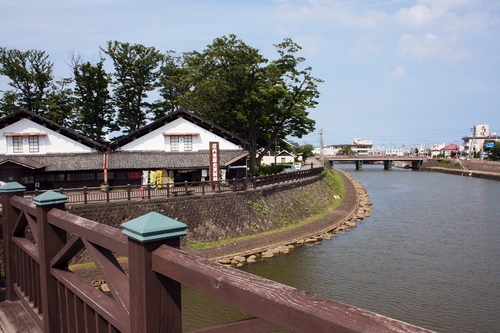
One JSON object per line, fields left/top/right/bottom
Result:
{"left": 1, "top": 0, "right": 499, "bottom": 148}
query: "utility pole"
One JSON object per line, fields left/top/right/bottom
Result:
{"left": 319, "top": 129, "right": 324, "bottom": 162}
{"left": 469, "top": 126, "right": 475, "bottom": 160}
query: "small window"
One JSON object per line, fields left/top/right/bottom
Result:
{"left": 29, "top": 136, "right": 39, "bottom": 153}
{"left": 13, "top": 136, "right": 23, "bottom": 153}
{"left": 67, "top": 173, "right": 96, "bottom": 181}
{"left": 170, "top": 136, "right": 179, "bottom": 151}
{"left": 184, "top": 135, "right": 192, "bottom": 151}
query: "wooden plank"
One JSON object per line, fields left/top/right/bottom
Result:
{"left": 12, "top": 236, "right": 39, "bottom": 263}
{"left": 152, "top": 246, "right": 434, "bottom": 333}
{"left": 95, "top": 313, "right": 109, "bottom": 333}
{"left": 66, "top": 286, "right": 76, "bottom": 331}
{"left": 10, "top": 195, "right": 36, "bottom": 216}
{"left": 187, "top": 317, "right": 282, "bottom": 333}
{"left": 128, "top": 237, "right": 181, "bottom": 333}
{"left": 75, "top": 294, "right": 86, "bottom": 332}
{"left": 48, "top": 209, "right": 128, "bottom": 256}
{"left": 50, "top": 234, "right": 84, "bottom": 268}
{"left": 14, "top": 286, "right": 43, "bottom": 329}
{"left": 82, "top": 239, "right": 130, "bottom": 313}
{"left": 37, "top": 202, "right": 66, "bottom": 332}
{"left": 51, "top": 268, "right": 130, "bottom": 333}
{"left": 33, "top": 260, "right": 40, "bottom": 310}
{"left": 57, "top": 283, "right": 68, "bottom": 332}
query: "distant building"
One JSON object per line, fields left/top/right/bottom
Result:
{"left": 314, "top": 138, "right": 373, "bottom": 156}
{"left": 441, "top": 144, "right": 459, "bottom": 158}
{"left": 261, "top": 150, "right": 296, "bottom": 166}
{"left": 461, "top": 124, "right": 500, "bottom": 157}
{"left": 0, "top": 108, "right": 248, "bottom": 190}
{"left": 431, "top": 143, "right": 446, "bottom": 157}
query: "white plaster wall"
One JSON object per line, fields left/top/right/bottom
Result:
{"left": 120, "top": 118, "right": 242, "bottom": 151}
{"left": 0, "top": 119, "right": 94, "bottom": 154}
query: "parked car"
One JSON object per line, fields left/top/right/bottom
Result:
{"left": 282, "top": 165, "right": 297, "bottom": 173}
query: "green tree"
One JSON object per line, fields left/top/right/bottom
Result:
{"left": 175, "top": 35, "right": 320, "bottom": 175}
{"left": 0, "top": 90, "right": 18, "bottom": 116}
{"left": 0, "top": 47, "right": 54, "bottom": 116}
{"left": 101, "top": 41, "right": 164, "bottom": 133}
{"left": 337, "top": 145, "right": 355, "bottom": 156}
{"left": 73, "top": 59, "right": 116, "bottom": 143}
{"left": 154, "top": 52, "right": 188, "bottom": 119}
{"left": 484, "top": 140, "right": 500, "bottom": 160}
{"left": 44, "top": 78, "right": 76, "bottom": 128}
{"left": 294, "top": 144, "right": 315, "bottom": 161}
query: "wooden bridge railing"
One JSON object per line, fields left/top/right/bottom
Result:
{"left": 23, "top": 167, "right": 324, "bottom": 204}
{"left": 1, "top": 182, "right": 434, "bottom": 333}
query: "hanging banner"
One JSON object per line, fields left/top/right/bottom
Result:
{"left": 209, "top": 142, "right": 220, "bottom": 181}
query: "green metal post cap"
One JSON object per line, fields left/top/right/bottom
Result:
{"left": 0, "top": 182, "right": 26, "bottom": 193}
{"left": 33, "top": 190, "right": 68, "bottom": 206}
{"left": 122, "top": 211, "right": 188, "bottom": 243}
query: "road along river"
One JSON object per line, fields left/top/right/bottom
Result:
{"left": 182, "top": 164, "right": 500, "bottom": 332}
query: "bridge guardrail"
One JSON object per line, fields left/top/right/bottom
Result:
{"left": 0, "top": 184, "right": 435, "bottom": 333}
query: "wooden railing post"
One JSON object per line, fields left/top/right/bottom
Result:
{"left": 122, "top": 212, "right": 188, "bottom": 333}
{"left": 33, "top": 190, "right": 68, "bottom": 333}
{"left": 105, "top": 184, "right": 110, "bottom": 202}
{"left": 83, "top": 186, "right": 88, "bottom": 204}
{"left": 0, "top": 182, "right": 26, "bottom": 301}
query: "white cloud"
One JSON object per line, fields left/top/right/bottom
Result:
{"left": 398, "top": 33, "right": 467, "bottom": 60}
{"left": 443, "top": 10, "right": 491, "bottom": 31}
{"left": 349, "top": 36, "right": 383, "bottom": 55}
{"left": 394, "top": 4, "right": 433, "bottom": 26}
{"left": 393, "top": 0, "right": 491, "bottom": 30}
{"left": 293, "top": 33, "right": 325, "bottom": 55}
{"left": 276, "top": 0, "right": 388, "bottom": 27}
{"left": 392, "top": 65, "right": 407, "bottom": 81}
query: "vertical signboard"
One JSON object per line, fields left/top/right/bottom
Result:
{"left": 473, "top": 125, "right": 489, "bottom": 137}
{"left": 209, "top": 142, "right": 220, "bottom": 181}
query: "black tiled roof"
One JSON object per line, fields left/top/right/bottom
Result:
{"left": 108, "top": 150, "right": 248, "bottom": 170}
{"left": 0, "top": 150, "right": 248, "bottom": 172}
{"left": 0, "top": 153, "right": 103, "bottom": 171}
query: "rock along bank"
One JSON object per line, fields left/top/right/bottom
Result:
{"left": 186, "top": 170, "right": 373, "bottom": 266}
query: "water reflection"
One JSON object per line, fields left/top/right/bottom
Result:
{"left": 182, "top": 165, "right": 500, "bottom": 332}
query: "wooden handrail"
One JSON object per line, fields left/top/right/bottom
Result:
{"left": 1, "top": 174, "right": 434, "bottom": 333}
{"left": 23, "top": 167, "right": 325, "bottom": 204}
{"left": 152, "top": 245, "right": 434, "bottom": 333}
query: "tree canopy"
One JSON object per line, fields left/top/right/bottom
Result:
{"left": 173, "top": 35, "right": 320, "bottom": 174}
{"left": 337, "top": 145, "right": 356, "bottom": 156}
{"left": 0, "top": 36, "right": 321, "bottom": 159}
{"left": 101, "top": 41, "right": 164, "bottom": 133}
{"left": 72, "top": 59, "right": 116, "bottom": 143}
{"left": 294, "top": 144, "right": 315, "bottom": 161}
{"left": 484, "top": 140, "right": 500, "bottom": 160}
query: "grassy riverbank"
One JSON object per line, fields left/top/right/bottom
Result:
{"left": 187, "top": 168, "right": 345, "bottom": 250}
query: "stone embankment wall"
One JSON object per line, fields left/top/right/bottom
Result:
{"left": 67, "top": 173, "right": 341, "bottom": 247}
{"left": 215, "top": 174, "right": 373, "bottom": 267}
{"left": 421, "top": 159, "right": 500, "bottom": 181}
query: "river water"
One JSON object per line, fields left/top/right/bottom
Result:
{"left": 182, "top": 165, "right": 500, "bottom": 332}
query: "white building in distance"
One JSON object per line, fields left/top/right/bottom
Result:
{"left": 461, "top": 125, "right": 500, "bottom": 157}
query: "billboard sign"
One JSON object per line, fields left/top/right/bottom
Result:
{"left": 473, "top": 125, "right": 489, "bottom": 137}
{"left": 485, "top": 142, "right": 494, "bottom": 148}
{"left": 209, "top": 142, "right": 220, "bottom": 181}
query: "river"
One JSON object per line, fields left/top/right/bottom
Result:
{"left": 182, "top": 165, "right": 500, "bottom": 332}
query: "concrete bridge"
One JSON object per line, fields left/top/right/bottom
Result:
{"left": 326, "top": 155, "right": 424, "bottom": 170}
